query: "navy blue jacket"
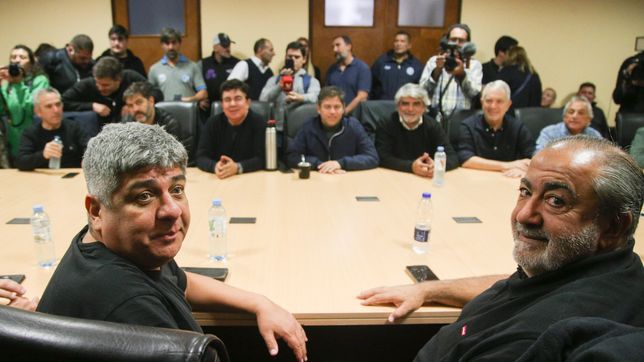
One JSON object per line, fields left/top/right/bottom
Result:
{"left": 371, "top": 51, "right": 423, "bottom": 100}
{"left": 287, "top": 116, "right": 379, "bottom": 171}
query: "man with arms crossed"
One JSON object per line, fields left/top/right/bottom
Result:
{"left": 360, "top": 136, "right": 644, "bottom": 360}
{"left": 37, "top": 122, "right": 307, "bottom": 361}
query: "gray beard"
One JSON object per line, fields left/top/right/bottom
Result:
{"left": 512, "top": 221, "right": 600, "bottom": 277}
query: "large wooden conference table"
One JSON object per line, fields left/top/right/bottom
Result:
{"left": 2, "top": 167, "right": 643, "bottom": 327}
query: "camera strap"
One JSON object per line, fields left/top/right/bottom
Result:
{"left": 436, "top": 73, "right": 455, "bottom": 125}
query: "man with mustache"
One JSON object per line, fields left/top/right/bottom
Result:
{"left": 359, "top": 136, "right": 644, "bottom": 360}
{"left": 326, "top": 35, "right": 371, "bottom": 115}
{"left": 148, "top": 27, "right": 208, "bottom": 107}
{"left": 37, "top": 122, "right": 308, "bottom": 362}
{"left": 122, "top": 81, "right": 180, "bottom": 143}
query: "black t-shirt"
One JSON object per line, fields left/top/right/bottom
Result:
{"left": 415, "top": 240, "right": 644, "bottom": 361}
{"left": 37, "top": 225, "right": 201, "bottom": 332}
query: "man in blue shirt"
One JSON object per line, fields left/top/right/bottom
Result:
{"left": 535, "top": 96, "right": 602, "bottom": 153}
{"left": 148, "top": 28, "right": 208, "bottom": 107}
{"left": 326, "top": 35, "right": 371, "bottom": 114}
{"left": 371, "top": 31, "right": 423, "bottom": 100}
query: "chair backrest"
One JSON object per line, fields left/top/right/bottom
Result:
{"left": 210, "top": 101, "right": 274, "bottom": 123}
{"left": 514, "top": 107, "right": 563, "bottom": 139}
{"left": 616, "top": 112, "right": 644, "bottom": 148}
{"left": 285, "top": 103, "right": 318, "bottom": 140}
{"left": 447, "top": 109, "right": 479, "bottom": 146}
{"left": 0, "top": 305, "right": 229, "bottom": 362}
{"left": 155, "top": 101, "right": 199, "bottom": 161}
{"left": 356, "top": 100, "right": 396, "bottom": 139}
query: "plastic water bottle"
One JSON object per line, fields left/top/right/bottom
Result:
{"left": 208, "top": 199, "right": 228, "bottom": 261}
{"left": 413, "top": 193, "right": 432, "bottom": 254}
{"left": 48, "top": 135, "right": 63, "bottom": 169}
{"left": 433, "top": 146, "right": 446, "bottom": 187}
{"left": 265, "top": 120, "right": 277, "bottom": 170}
{"left": 31, "top": 204, "right": 56, "bottom": 268}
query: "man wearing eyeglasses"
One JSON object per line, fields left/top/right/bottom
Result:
{"left": 419, "top": 23, "right": 482, "bottom": 125}
{"left": 195, "top": 79, "right": 265, "bottom": 178}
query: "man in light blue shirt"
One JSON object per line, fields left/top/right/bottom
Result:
{"left": 535, "top": 96, "right": 601, "bottom": 153}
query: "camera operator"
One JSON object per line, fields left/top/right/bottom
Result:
{"left": 0, "top": 45, "right": 50, "bottom": 164}
{"left": 419, "top": 24, "right": 482, "bottom": 125}
{"left": 612, "top": 50, "right": 644, "bottom": 113}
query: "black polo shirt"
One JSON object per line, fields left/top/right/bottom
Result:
{"left": 457, "top": 113, "right": 534, "bottom": 164}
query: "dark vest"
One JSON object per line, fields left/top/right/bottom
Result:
{"left": 201, "top": 54, "right": 239, "bottom": 101}
{"left": 245, "top": 59, "right": 273, "bottom": 100}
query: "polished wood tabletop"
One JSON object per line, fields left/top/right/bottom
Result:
{"left": 1, "top": 167, "right": 642, "bottom": 326}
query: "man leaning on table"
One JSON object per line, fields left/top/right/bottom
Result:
{"left": 37, "top": 122, "right": 308, "bottom": 362}
{"left": 376, "top": 83, "right": 458, "bottom": 177}
{"left": 456, "top": 80, "right": 534, "bottom": 178}
{"left": 359, "top": 136, "right": 644, "bottom": 361}
{"left": 286, "top": 86, "right": 379, "bottom": 174}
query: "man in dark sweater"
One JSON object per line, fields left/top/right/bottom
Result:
{"left": 196, "top": 79, "right": 265, "bottom": 178}
{"left": 39, "top": 34, "right": 94, "bottom": 94}
{"left": 62, "top": 56, "right": 150, "bottom": 125}
{"left": 122, "top": 81, "right": 180, "bottom": 140}
{"left": 96, "top": 25, "right": 146, "bottom": 77}
{"left": 16, "top": 88, "right": 87, "bottom": 170}
{"left": 359, "top": 136, "right": 644, "bottom": 361}
{"left": 376, "top": 83, "right": 458, "bottom": 177}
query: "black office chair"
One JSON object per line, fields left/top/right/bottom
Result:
{"left": 210, "top": 101, "right": 274, "bottom": 123}
{"left": 356, "top": 100, "right": 396, "bottom": 140}
{"left": 156, "top": 101, "right": 199, "bottom": 163}
{"left": 0, "top": 305, "right": 229, "bottom": 362}
{"left": 447, "top": 109, "right": 479, "bottom": 147}
{"left": 514, "top": 107, "right": 563, "bottom": 139}
{"left": 284, "top": 103, "right": 318, "bottom": 153}
{"left": 615, "top": 112, "right": 644, "bottom": 148}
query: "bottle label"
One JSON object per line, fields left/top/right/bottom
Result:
{"left": 414, "top": 228, "right": 430, "bottom": 242}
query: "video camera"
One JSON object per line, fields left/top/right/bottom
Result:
{"left": 439, "top": 38, "right": 477, "bottom": 72}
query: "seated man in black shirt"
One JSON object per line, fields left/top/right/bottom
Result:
{"left": 196, "top": 79, "right": 265, "bottom": 178}
{"left": 37, "top": 122, "right": 307, "bottom": 362}
{"left": 376, "top": 83, "right": 458, "bottom": 177}
{"left": 360, "top": 136, "right": 644, "bottom": 361}
{"left": 457, "top": 80, "right": 534, "bottom": 177}
{"left": 16, "top": 88, "right": 87, "bottom": 170}
{"left": 62, "top": 56, "right": 150, "bottom": 125}
{"left": 122, "top": 81, "right": 180, "bottom": 141}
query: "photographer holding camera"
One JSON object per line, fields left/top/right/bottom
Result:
{"left": 419, "top": 24, "right": 482, "bottom": 125}
{"left": 612, "top": 50, "right": 644, "bottom": 113}
{"left": 0, "top": 45, "right": 50, "bottom": 164}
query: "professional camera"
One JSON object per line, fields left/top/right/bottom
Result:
{"left": 439, "top": 38, "right": 477, "bottom": 72}
{"left": 8, "top": 63, "right": 24, "bottom": 77}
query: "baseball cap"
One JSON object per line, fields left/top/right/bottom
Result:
{"left": 213, "top": 33, "right": 234, "bottom": 48}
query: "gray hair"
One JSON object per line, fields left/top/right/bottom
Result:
{"left": 33, "top": 87, "right": 61, "bottom": 109}
{"left": 83, "top": 123, "right": 188, "bottom": 207}
{"left": 481, "top": 80, "right": 511, "bottom": 100}
{"left": 394, "top": 83, "right": 430, "bottom": 107}
{"left": 563, "top": 96, "right": 594, "bottom": 119}
{"left": 545, "top": 136, "right": 644, "bottom": 243}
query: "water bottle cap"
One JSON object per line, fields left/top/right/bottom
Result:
{"left": 33, "top": 204, "right": 44, "bottom": 212}
{"left": 267, "top": 120, "right": 276, "bottom": 127}
{"left": 212, "top": 198, "right": 222, "bottom": 207}
{"left": 437, "top": 146, "right": 444, "bottom": 152}
{"left": 422, "top": 192, "right": 431, "bottom": 199}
